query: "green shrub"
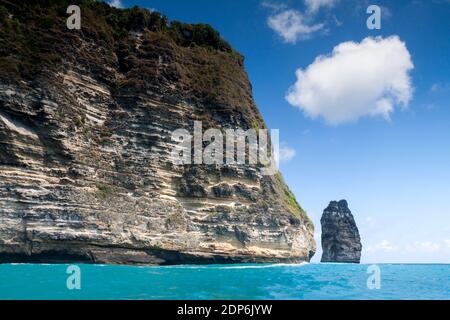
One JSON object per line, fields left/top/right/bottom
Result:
{"left": 38, "top": 16, "right": 55, "bottom": 29}
{"left": 168, "top": 21, "right": 232, "bottom": 51}
{"left": 95, "top": 183, "right": 116, "bottom": 199}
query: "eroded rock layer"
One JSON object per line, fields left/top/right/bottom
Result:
{"left": 0, "top": 0, "right": 315, "bottom": 265}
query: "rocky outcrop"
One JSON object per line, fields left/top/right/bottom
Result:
{"left": 0, "top": 1, "right": 315, "bottom": 265}
{"left": 320, "top": 200, "right": 361, "bottom": 263}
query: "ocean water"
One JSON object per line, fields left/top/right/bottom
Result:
{"left": 0, "top": 263, "right": 448, "bottom": 300}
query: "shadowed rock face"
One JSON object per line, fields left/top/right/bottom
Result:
{"left": 321, "top": 200, "right": 362, "bottom": 263}
{"left": 0, "top": 1, "right": 315, "bottom": 265}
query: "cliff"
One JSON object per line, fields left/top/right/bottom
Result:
{"left": 0, "top": 0, "right": 315, "bottom": 265}
{"left": 320, "top": 200, "right": 362, "bottom": 263}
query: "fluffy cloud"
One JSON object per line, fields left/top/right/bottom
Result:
{"left": 265, "top": 0, "right": 340, "bottom": 43}
{"left": 305, "top": 0, "right": 339, "bottom": 13}
{"left": 109, "top": 0, "right": 123, "bottom": 8}
{"left": 286, "top": 36, "right": 414, "bottom": 124}
{"left": 268, "top": 10, "right": 323, "bottom": 43}
{"left": 279, "top": 143, "right": 296, "bottom": 162}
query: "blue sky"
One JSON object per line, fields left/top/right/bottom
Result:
{"left": 111, "top": 0, "right": 450, "bottom": 263}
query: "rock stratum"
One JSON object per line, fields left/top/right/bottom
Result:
{"left": 0, "top": 1, "right": 315, "bottom": 265}
{"left": 321, "top": 200, "right": 362, "bottom": 263}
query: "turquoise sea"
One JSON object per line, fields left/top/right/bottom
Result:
{"left": 0, "top": 263, "right": 448, "bottom": 300}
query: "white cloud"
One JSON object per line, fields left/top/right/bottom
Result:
{"left": 264, "top": 1, "right": 341, "bottom": 43}
{"left": 305, "top": 0, "right": 339, "bottom": 13}
{"left": 431, "top": 83, "right": 440, "bottom": 92}
{"left": 430, "top": 82, "right": 450, "bottom": 92}
{"left": 405, "top": 241, "right": 442, "bottom": 253}
{"left": 286, "top": 36, "right": 414, "bottom": 124}
{"left": 366, "top": 240, "right": 398, "bottom": 253}
{"left": 367, "top": 240, "right": 447, "bottom": 255}
{"left": 109, "top": 0, "right": 123, "bottom": 8}
{"left": 380, "top": 5, "right": 393, "bottom": 19}
{"left": 418, "top": 241, "right": 441, "bottom": 252}
{"left": 261, "top": 0, "right": 287, "bottom": 11}
{"left": 268, "top": 9, "right": 323, "bottom": 43}
{"left": 332, "top": 15, "right": 343, "bottom": 27}
{"left": 446, "top": 240, "right": 450, "bottom": 248}
{"left": 279, "top": 143, "right": 296, "bottom": 162}
{"left": 365, "top": 216, "right": 376, "bottom": 227}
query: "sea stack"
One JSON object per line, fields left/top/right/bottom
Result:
{"left": 320, "top": 200, "right": 362, "bottom": 263}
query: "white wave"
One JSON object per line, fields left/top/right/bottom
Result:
{"left": 218, "top": 262, "right": 309, "bottom": 269}
{"left": 161, "top": 262, "right": 309, "bottom": 270}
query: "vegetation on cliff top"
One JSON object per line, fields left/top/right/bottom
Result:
{"left": 274, "top": 172, "right": 313, "bottom": 229}
{"left": 0, "top": 0, "right": 233, "bottom": 50}
{"left": 0, "top": 0, "right": 264, "bottom": 135}
{"left": 0, "top": 0, "right": 307, "bottom": 223}
{"left": 0, "top": 1, "right": 240, "bottom": 94}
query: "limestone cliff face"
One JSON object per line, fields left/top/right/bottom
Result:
{"left": 0, "top": 1, "right": 315, "bottom": 265}
{"left": 321, "top": 200, "right": 362, "bottom": 263}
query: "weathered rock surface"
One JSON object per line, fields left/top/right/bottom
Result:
{"left": 0, "top": 1, "right": 315, "bottom": 265}
{"left": 321, "top": 200, "right": 361, "bottom": 263}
